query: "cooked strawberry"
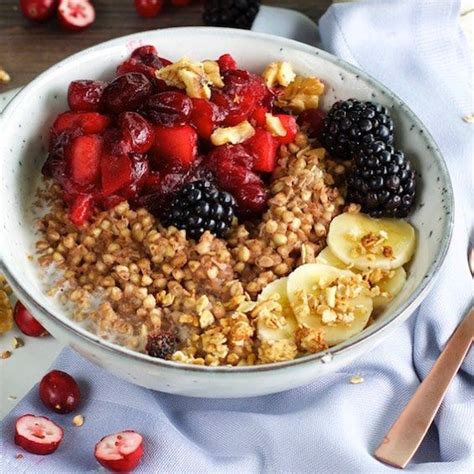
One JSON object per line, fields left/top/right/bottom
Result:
{"left": 52, "top": 111, "right": 110, "bottom": 135}
{"left": 68, "top": 80, "right": 107, "bottom": 112}
{"left": 69, "top": 194, "right": 94, "bottom": 226}
{"left": 244, "top": 129, "right": 278, "bottom": 173}
{"left": 251, "top": 106, "right": 268, "bottom": 127}
{"left": 274, "top": 114, "right": 297, "bottom": 144}
{"left": 15, "top": 414, "right": 64, "bottom": 455}
{"left": 217, "top": 53, "right": 237, "bottom": 72}
{"left": 94, "top": 430, "right": 144, "bottom": 472}
{"left": 189, "top": 98, "right": 221, "bottom": 139}
{"left": 101, "top": 154, "right": 134, "bottom": 196}
{"left": 68, "top": 134, "right": 102, "bottom": 185}
{"left": 119, "top": 112, "right": 155, "bottom": 153}
{"left": 152, "top": 125, "right": 197, "bottom": 169}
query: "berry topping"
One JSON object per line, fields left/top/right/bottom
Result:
{"left": 134, "top": 0, "right": 164, "bottom": 18}
{"left": 162, "top": 180, "right": 236, "bottom": 239}
{"left": 217, "top": 53, "right": 237, "bottom": 73}
{"left": 14, "top": 302, "right": 48, "bottom": 337}
{"left": 145, "top": 329, "right": 179, "bottom": 359}
{"left": 39, "top": 370, "right": 81, "bottom": 414}
{"left": 152, "top": 125, "right": 198, "bottom": 169}
{"left": 101, "top": 153, "right": 134, "bottom": 196}
{"left": 95, "top": 431, "right": 144, "bottom": 472}
{"left": 58, "top": 0, "right": 96, "bottom": 31}
{"left": 69, "top": 193, "right": 94, "bottom": 226}
{"left": 119, "top": 112, "right": 155, "bottom": 153}
{"left": 15, "top": 415, "right": 64, "bottom": 455}
{"left": 68, "top": 80, "right": 107, "bottom": 112}
{"left": 117, "top": 45, "right": 165, "bottom": 80}
{"left": 20, "top": 0, "right": 56, "bottom": 22}
{"left": 190, "top": 98, "right": 221, "bottom": 139}
{"left": 273, "top": 114, "right": 297, "bottom": 145}
{"left": 68, "top": 134, "right": 102, "bottom": 185}
{"left": 347, "top": 141, "right": 417, "bottom": 217}
{"left": 203, "top": 0, "right": 261, "bottom": 29}
{"left": 321, "top": 99, "right": 394, "bottom": 159}
{"left": 143, "top": 91, "right": 193, "bottom": 126}
{"left": 100, "top": 73, "right": 153, "bottom": 114}
{"left": 297, "top": 108, "right": 326, "bottom": 137}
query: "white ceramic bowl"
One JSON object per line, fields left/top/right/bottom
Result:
{"left": 0, "top": 28, "right": 453, "bottom": 398}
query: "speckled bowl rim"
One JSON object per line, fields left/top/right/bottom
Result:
{"left": 0, "top": 27, "right": 454, "bottom": 374}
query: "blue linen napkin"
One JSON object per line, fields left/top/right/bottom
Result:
{"left": 1, "top": 1, "right": 473, "bottom": 472}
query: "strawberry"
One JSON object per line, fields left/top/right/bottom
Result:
{"left": 68, "top": 134, "right": 102, "bottom": 185}
{"left": 217, "top": 53, "right": 237, "bottom": 72}
{"left": 15, "top": 414, "right": 64, "bottom": 455}
{"left": 58, "top": 0, "right": 95, "bottom": 31}
{"left": 94, "top": 430, "right": 144, "bottom": 472}
{"left": 67, "top": 80, "right": 107, "bottom": 112}
{"left": 101, "top": 154, "right": 134, "bottom": 196}
{"left": 69, "top": 194, "right": 94, "bottom": 226}
{"left": 52, "top": 112, "right": 110, "bottom": 135}
{"left": 251, "top": 106, "right": 268, "bottom": 127}
{"left": 245, "top": 129, "right": 278, "bottom": 173}
{"left": 274, "top": 114, "right": 297, "bottom": 144}
{"left": 152, "top": 125, "right": 197, "bottom": 169}
{"left": 189, "top": 98, "right": 220, "bottom": 139}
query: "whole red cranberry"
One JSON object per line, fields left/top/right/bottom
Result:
{"left": 13, "top": 301, "right": 48, "bottom": 337}
{"left": 297, "top": 108, "right": 326, "bottom": 137}
{"left": 39, "top": 370, "right": 81, "bottom": 414}
{"left": 20, "top": 0, "right": 56, "bottom": 22}
{"left": 143, "top": 91, "right": 192, "bottom": 125}
{"left": 134, "top": 0, "right": 164, "bottom": 18}
{"left": 119, "top": 112, "right": 155, "bottom": 153}
{"left": 101, "top": 73, "right": 153, "bottom": 114}
{"left": 68, "top": 80, "right": 107, "bottom": 112}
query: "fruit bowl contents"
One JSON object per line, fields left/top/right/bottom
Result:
{"left": 34, "top": 45, "right": 417, "bottom": 366}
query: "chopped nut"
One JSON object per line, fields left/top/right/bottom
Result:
{"left": 350, "top": 374, "right": 364, "bottom": 384}
{"left": 12, "top": 337, "right": 24, "bottom": 349}
{"left": 262, "top": 61, "right": 295, "bottom": 87}
{"left": 462, "top": 114, "right": 474, "bottom": 123}
{"left": 210, "top": 121, "right": 255, "bottom": 146}
{"left": 15, "top": 453, "right": 24, "bottom": 459}
{"left": 265, "top": 113, "right": 286, "bottom": 137}
{"left": 276, "top": 76, "right": 325, "bottom": 112}
{"left": 0, "top": 68, "right": 11, "bottom": 84}
{"left": 1, "top": 350, "right": 12, "bottom": 359}
{"left": 72, "top": 414, "right": 85, "bottom": 427}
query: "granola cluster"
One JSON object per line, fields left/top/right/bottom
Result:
{"left": 35, "top": 130, "right": 347, "bottom": 366}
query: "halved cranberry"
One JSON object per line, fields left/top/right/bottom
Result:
{"left": 101, "top": 73, "right": 152, "bottom": 114}
{"left": 297, "top": 108, "right": 326, "bottom": 137}
{"left": 217, "top": 53, "right": 237, "bottom": 72}
{"left": 68, "top": 80, "right": 107, "bottom": 112}
{"left": 39, "top": 370, "right": 81, "bottom": 414}
{"left": 14, "top": 302, "right": 48, "bottom": 337}
{"left": 58, "top": 0, "right": 95, "bottom": 31}
{"left": 119, "top": 112, "right": 155, "bottom": 153}
{"left": 143, "top": 91, "right": 192, "bottom": 125}
{"left": 189, "top": 98, "right": 221, "bottom": 139}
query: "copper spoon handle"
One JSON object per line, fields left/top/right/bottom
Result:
{"left": 374, "top": 307, "right": 474, "bottom": 468}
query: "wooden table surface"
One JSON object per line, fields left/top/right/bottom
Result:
{"left": 0, "top": 0, "right": 331, "bottom": 91}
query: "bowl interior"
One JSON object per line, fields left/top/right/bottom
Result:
{"left": 0, "top": 28, "right": 453, "bottom": 369}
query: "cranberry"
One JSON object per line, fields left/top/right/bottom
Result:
{"left": 13, "top": 301, "right": 48, "bottom": 337}
{"left": 207, "top": 144, "right": 253, "bottom": 170}
{"left": 102, "top": 127, "right": 131, "bottom": 157}
{"left": 118, "top": 154, "right": 150, "bottom": 199}
{"left": 117, "top": 46, "right": 165, "bottom": 82}
{"left": 101, "top": 73, "right": 153, "bottom": 114}
{"left": 134, "top": 0, "right": 164, "bottom": 17}
{"left": 144, "top": 91, "right": 192, "bottom": 125}
{"left": 297, "top": 108, "right": 326, "bottom": 137}
{"left": 39, "top": 370, "right": 81, "bottom": 414}
{"left": 20, "top": 0, "right": 56, "bottom": 21}
{"left": 68, "top": 80, "right": 107, "bottom": 112}
{"left": 217, "top": 54, "right": 237, "bottom": 72}
{"left": 170, "top": 0, "right": 191, "bottom": 5}
{"left": 58, "top": 0, "right": 95, "bottom": 31}
{"left": 119, "top": 112, "right": 155, "bottom": 153}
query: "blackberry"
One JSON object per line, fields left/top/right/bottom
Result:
{"left": 321, "top": 99, "right": 394, "bottom": 159}
{"left": 162, "top": 180, "right": 236, "bottom": 240}
{"left": 146, "top": 330, "right": 178, "bottom": 360}
{"left": 203, "top": 0, "right": 260, "bottom": 29}
{"left": 347, "top": 141, "right": 416, "bottom": 218}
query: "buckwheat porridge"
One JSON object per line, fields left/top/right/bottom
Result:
{"left": 33, "top": 46, "right": 417, "bottom": 366}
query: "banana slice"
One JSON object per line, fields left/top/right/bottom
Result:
{"left": 315, "top": 247, "right": 347, "bottom": 269}
{"left": 256, "top": 277, "right": 298, "bottom": 342}
{"left": 327, "top": 213, "right": 416, "bottom": 270}
{"left": 287, "top": 263, "right": 373, "bottom": 346}
{"left": 372, "top": 266, "right": 407, "bottom": 310}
